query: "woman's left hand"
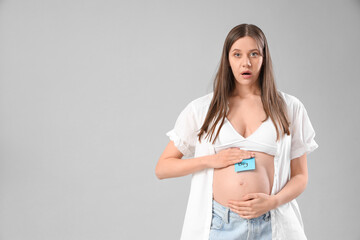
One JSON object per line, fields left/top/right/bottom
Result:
{"left": 227, "top": 193, "right": 277, "bottom": 219}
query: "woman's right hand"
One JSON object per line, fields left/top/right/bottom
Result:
{"left": 209, "top": 148, "right": 256, "bottom": 169}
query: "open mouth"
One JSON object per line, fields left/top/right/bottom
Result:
{"left": 241, "top": 71, "right": 252, "bottom": 78}
{"left": 241, "top": 70, "right": 252, "bottom": 76}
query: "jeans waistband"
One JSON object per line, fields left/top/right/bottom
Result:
{"left": 212, "top": 198, "right": 271, "bottom": 224}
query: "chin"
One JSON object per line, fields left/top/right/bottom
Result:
{"left": 235, "top": 79, "right": 255, "bottom": 85}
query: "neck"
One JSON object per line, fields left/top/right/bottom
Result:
{"left": 232, "top": 83, "right": 261, "bottom": 99}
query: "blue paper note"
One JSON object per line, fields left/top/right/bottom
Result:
{"left": 235, "top": 157, "right": 256, "bottom": 172}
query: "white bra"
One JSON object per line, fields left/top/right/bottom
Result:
{"left": 213, "top": 116, "right": 278, "bottom": 156}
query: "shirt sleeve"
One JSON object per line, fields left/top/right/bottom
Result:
{"left": 290, "top": 99, "right": 319, "bottom": 160}
{"left": 166, "top": 101, "right": 198, "bottom": 158}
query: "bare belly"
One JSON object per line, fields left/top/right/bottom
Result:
{"left": 213, "top": 151, "right": 274, "bottom": 207}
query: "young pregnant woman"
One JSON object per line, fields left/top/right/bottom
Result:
{"left": 156, "top": 23, "right": 319, "bottom": 240}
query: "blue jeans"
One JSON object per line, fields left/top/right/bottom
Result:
{"left": 209, "top": 199, "right": 272, "bottom": 240}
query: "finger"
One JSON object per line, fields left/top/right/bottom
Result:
{"left": 228, "top": 154, "right": 243, "bottom": 163}
{"left": 233, "top": 158, "right": 243, "bottom": 164}
{"left": 247, "top": 150, "right": 256, "bottom": 157}
{"left": 239, "top": 214, "right": 253, "bottom": 219}
{"left": 230, "top": 208, "right": 254, "bottom": 218}
{"left": 233, "top": 151, "right": 246, "bottom": 160}
{"left": 228, "top": 204, "right": 250, "bottom": 212}
{"left": 228, "top": 199, "right": 240, "bottom": 204}
{"left": 229, "top": 207, "right": 248, "bottom": 215}
{"left": 237, "top": 210, "right": 257, "bottom": 218}
{"left": 242, "top": 212, "right": 262, "bottom": 219}
{"left": 228, "top": 200, "right": 252, "bottom": 207}
{"left": 239, "top": 151, "right": 252, "bottom": 159}
{"left": 242, "top": 193, "right": 258, "bottom": 201}
{"left": 241, "top": 149, "right": 254, "bottom": 157}
{"left": 242, "top": 154, "right": 252, "bottom": 159}
{"left": 228, "top": 202, "right": 248, "bottom": 209}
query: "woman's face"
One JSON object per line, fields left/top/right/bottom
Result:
{"left": 228, "top": 36, "right": 263, "bottom": 86}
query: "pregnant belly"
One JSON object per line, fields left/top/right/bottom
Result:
{"left": 213, "top": 151, "right": 275, "bottom": 207}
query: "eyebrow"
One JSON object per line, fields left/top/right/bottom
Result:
{"left": 231, "top": 48, "right": 260, "bottom": 52}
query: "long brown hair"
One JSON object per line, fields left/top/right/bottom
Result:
{"left": 198, "top": 23, "right": 290, "bottom": 144}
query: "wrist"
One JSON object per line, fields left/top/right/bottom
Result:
{"left": 199, "top": 155, "right": 211, "bottom": 169}
{"left": 270, "top": 194, "right": 280, "bottom": 209}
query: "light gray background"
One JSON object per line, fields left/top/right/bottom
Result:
{"left": 0, "top": 0, "right": 359, "bottom": 239}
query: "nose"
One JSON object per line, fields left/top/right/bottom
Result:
{"left": 241, "top": 56, "right": 251, "bottom": 67}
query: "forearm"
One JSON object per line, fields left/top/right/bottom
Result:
{"left": 156, "top": 154, "right": 213, "bottom": 180}
{"left": 272, "top": 173, "right": 308, "bottom": 208}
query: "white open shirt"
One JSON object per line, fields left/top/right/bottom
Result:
{"left": 166, "top": 90, "right": 319, "bottom": 240}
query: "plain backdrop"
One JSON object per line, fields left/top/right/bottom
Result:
{"left": 0, "top": 0, "right": 359, "bottom": 239}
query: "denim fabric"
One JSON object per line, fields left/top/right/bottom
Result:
{"left": 209, "top": 199, "right": 272, "bottom": 240}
